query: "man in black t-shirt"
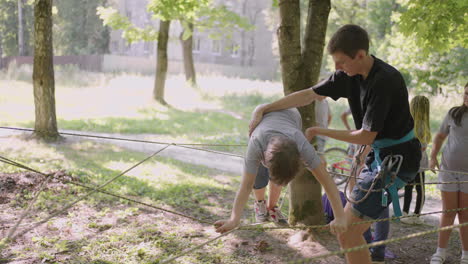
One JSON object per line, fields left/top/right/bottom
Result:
{"left": 249, "top": 24, "right": 420, "bottom": 264}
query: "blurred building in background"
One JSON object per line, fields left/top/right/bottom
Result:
{"left": 107, "top": 0, "right": 278, "bottom": 79}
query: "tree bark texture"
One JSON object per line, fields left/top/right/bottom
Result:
{"left": 18, "top": 0, "right": 25, "bottom": 56}
{"left": 180, "top": 22, "right": 196, "bottom": 85}
{"left": 278, "top": 0, "right": 330, "bottom": 226}
{"left": 153, "top": 20, "right": 170, "bottom": 105}
{"left": 33, "top": 0, "right": 59, "bottom": 140}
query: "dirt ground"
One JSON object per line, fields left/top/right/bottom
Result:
{"left": 0, "top": 172, "right": 464, "bottom": 264}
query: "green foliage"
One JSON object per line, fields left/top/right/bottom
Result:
{"left": 324, "top": 0, "right": 467, "bottom": 94}
{"left": 398, "top": 0, "right": 468, "bottom": 54}
{"left": 324, "top": 0, "right": 395, "bottom": 72}
{"left": 378, "top": 10, "right": 467, "bottom": 94}
{"left": 97, "top": 6, "right": 158, "bottom": 44}
{"left": 146, "top": 0, "right": 211, "bottom": 21}
{"left": 0, "top": 0, "right": 108, "bottom": 56}
{"left": 53, "top": 0, "right": 110, "bottom": 55}
{"left": 196, "top": 4, "right": 254, "bottom": 40}
{"left": 98, "top": 0, "right": 252, "bottom": 44}
{"left": 0, "top": 0, "right": 34, "bottom": 56}
{"left": 366, "top": 0, "right": 396, "bottom": 39}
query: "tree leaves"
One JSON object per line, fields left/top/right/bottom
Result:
{"left": 398, "top": 0, "right": 468, "bottom": 54}
{"left": 97, "top": 0, "right": 253, "bottom": 44}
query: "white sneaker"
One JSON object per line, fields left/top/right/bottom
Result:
{"left": 411, "top": 216, "right": 424, "bottom": 225}
{"left": 400, "top": 212, "right": 412, "bottom": 224}
{"left": 268, "top": 206, "right": 288, "bottom": 226}
{"left": 430, "top": 254, "right": 445, "bottom": 264}
{"left": 401, "top": 213, "right": 424, "bottom": 225}
{"left": 254, "top": 200, "right": 269, "bottom": 223}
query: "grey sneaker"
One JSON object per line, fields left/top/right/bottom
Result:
{"left": 268, "top": 206, "right": 288, "bottom": 226}
{"left": 254, "top": 200, "right": 269, "bottom": 222}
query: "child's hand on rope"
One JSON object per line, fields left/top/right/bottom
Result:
{"left": 214, "top": 219, "right": 239, "bottom": 233}
{"left": 329, "top": 216, "right": 348, "bottom": 234}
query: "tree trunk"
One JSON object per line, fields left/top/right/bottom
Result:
{"left": 33, "top": 0, "right": 59, "bottom": 141}
{"left": 299, "top": 0, "right": 331, "bottom": 133}
{"left": 180, "top": 22, "right": 196, "bottom": 85}
{"left": 240, "top": 0, "right": 248, "bottom": 66}
{"left": 0, "top": 35, "right": 3, "bottom": 60}
{"left": 277, "top": 0, "right": 330, "bottom": 226}
{"left": 302, "top": 0, "right": 330, "bottom": 87}
{"left": 18, "top": 0, "right": 25, "bottom": 56}
{"left": 153, "top": 20, "right": 170, "bottom": 105}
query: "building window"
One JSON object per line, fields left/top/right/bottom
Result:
{"left": 111, "top": 41, "right": 119, "bottom": 53}
{"left": 143, "top": 42, "right": 151, "bottom": 55}
{"left": 193, "top": 37, "right": 201, "bottom": 53}
{"left": 125, "top": 42, "right": 132, "bottom": 54}
{"left": 230, "top": 42, "right": 239, "bottom": 57}
{"left": 211, "top": 39, "right": 221, "bottom": 55}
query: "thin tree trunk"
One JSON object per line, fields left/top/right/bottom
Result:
{"left": 240, "top": 0, "right": 248, "bottom": 66}
{"left": 278, "top": 0, "right": 330, "bottom": 226}
{"left": 277, "top": 0, "right": 303, "bottom": 96}
{"left": 299, "top": 0, "right": 331, "bottom": 135}
{"left": 180, "top": 22, "right": 196, "bottom": 85}
{"left": 33, "top": 0, "right": 59, "bottom": 141}
{"left": 18, "top": 0, "right": 25, "bottom": 56}
{"left": 0, "top": 35, "right": 3, "bottom": 60}
{"left": 154, "top": 20, "right": 170, "bottom": 105}
{"left": 302, "top": 0, "right": 330, "bottom": 87}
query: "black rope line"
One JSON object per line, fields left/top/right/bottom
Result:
{"left": 0, "top": 126, "right": 246, "bottom": 147}
{"left": 4, "top": 126, "right": 467, "bottom": 176}
{"left": 65, "top": 180, "right": 215, "bottom": 225}
{"left": 239, "top": 206, "right": 468, "bottom": 231}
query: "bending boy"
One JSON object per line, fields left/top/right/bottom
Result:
{"left": 214, "top": 108, "right": 348, "bottom": 235}
{"left": 249, "top": 25, "right": 420, "bottom": 264}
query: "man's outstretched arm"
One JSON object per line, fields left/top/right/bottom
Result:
{"left": 249, "top": 88, "right": 322, "bottom": 135}
{"left": 306, "top": 127, "right": 377, "bottom": 145}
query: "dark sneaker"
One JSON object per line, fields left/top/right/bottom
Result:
{"left": 268, "top": 206, "right": 288, "bottom": 226}
{"left": 371, "top": 251, "right": 385, "bottom": 263}
{"left": 254, "top": 200, "right": 269, "bottom": 223}
{"left": 371, "top": 259, "right": 385, "bottom": 264}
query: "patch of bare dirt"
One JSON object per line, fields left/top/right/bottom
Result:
{"left": 0, "top": 171, "right": 464, "bottom": 264}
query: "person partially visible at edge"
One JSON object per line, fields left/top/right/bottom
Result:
{"left": 248, "top": 24, "right": 421, "bottom": 264}
{"left": 214, "top": 108, "right": 348, "bottom": 236}
{"left": 401, "top": 95, "right": 431, "bottom": 225}
{"left": 429, "top": 83, "right": 468, "bottom": 264}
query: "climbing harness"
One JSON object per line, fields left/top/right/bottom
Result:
{"left": 344, "top": 130, "right": 416, "bottom": 219}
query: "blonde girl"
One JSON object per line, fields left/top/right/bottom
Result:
{"left": 401, "top": 95, "right": 431, "bottom": 224}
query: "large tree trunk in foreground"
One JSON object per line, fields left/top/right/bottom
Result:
{"left": 180, "top": 22, "right": 196, "bottom": 85}
{"left": 153, "top": 20, "right": 170, "bottom": 105}
{"left": 278, "top": 0, "right": 330, "bottom": 226}
{"left": 33, "top": 0, "right": 59, "bottom": 141}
